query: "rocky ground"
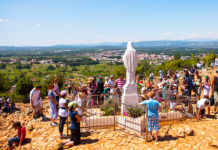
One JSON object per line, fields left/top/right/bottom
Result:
{"left": 1, "top": 67, "right": 218, "bottom": 150}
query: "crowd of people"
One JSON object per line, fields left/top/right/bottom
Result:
{"left": 7, "top": 61, "right": 218, "bottom": 148}
{"left": 0, "top": 96, "right": 16, "bottom": 113}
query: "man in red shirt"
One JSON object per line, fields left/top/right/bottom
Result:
{"left": 115, "top": 75, "right": 126, "bottom": 90}
{"left": 8, "top": 122, "right": 26, "bottom": 150}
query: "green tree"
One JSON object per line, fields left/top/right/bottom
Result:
{"left": 47, "top": 65, "right": 55, "bottom": 71}
{"left": 0, "top": 73, "right": 10, "bottom": 92}
{"left": 38, "top": 71, "right": 42, "bottom": 77}
{"left": 174, "top": 53, "right": 181, "bottom": 60}
{"left": 202, "top": 53, "right": 216, "bottom": 67}
{"left": 16, "top": 77, "right": 34, "bottom": 102}
{"left": 14, "top": 76, "right": 18, "bottom": 84}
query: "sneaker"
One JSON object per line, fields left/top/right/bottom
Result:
{"left": 59, "top": 134, "right": 67, "bottom": 139}
{"left": 51, "top": 122, "right": 57, "bottom": 126}
{"left": 33, "top": 118, "right": 36, "bottom": 122}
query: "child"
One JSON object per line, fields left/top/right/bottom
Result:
{"left": 58, "top": 90, "right": 69, "bottom": 139}
{"left": 76, "top": 92, "right": 85, "bottom": 118}
{"left": 8, "top": 121, "right": 26, "bottom": 150}
{"left": 58, "top": 101, "right": 82, "bottom": 150}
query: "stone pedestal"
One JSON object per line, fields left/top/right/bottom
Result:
{"left": 121, "top": 83, "right": 139, "bottom": 114}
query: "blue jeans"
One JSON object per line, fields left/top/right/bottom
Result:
{"left": 149, "top": 77, "right": 153, "bottom": 83}
{"left": 8, "top": 137, "right": 20, "bottom": 146}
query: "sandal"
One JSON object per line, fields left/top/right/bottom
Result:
{"left": 57, "top": 142, "right": 64, "bottom": 150}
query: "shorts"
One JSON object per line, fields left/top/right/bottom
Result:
{"left": 200, "top": 109, "right": 205, "bottom": 115}
{"left": 147, "top": 115, "right": 159, "bottom": 131}
{"left": 204, "top": 89, "right": 210, "bottom": 96}
{"left": 8, "top": 137, "right": 20, "bottom": 146}
{"left": 33, "top": 103, "right": 42, "bottom": 112}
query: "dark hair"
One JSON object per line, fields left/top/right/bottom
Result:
{"left": 99, "top": 77, "right": 103, "bottom": 81}
{"left": 205, "top": 100, "right": 209, "bottom": 105}
{"left": 185, "top": 72, "right": 189, "bottom": 78}
{"left": 13, "top": 121, "right": 21, "bottom": 128}
{"left": 69, "top": 105, "right": 75, "bottom": 111}
{"left": 36, "top": 85, "right": 42, "bottom": 89}
{"left": 163, "top": 75, "right": 167, "bottom": 78}
{"left": 195, "top": 71, "right": 199, "bottom": 74}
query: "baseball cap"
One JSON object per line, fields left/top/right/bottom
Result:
{"left": 60, "top": 90, "right": 67, "bottom": 96}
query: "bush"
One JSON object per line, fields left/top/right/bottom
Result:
{"left": 126, "top": 105, "right": 144, "bottom": 118}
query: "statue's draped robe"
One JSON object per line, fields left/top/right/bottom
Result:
{"left": 122, "top": 42, "right": 138, "bottom": 85}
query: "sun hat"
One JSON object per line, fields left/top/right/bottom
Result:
{"left": 204, "top": 75, "right": 209, "bottom": 79}
{"left": 68, "top": 101, "right": 77, "bottom": 108}
{"left": 172, "top": 84, "right": 177, "bottom": 87}
{"left": 60, "top": 90, "right": 67, "bottom": 96}
{"left": 147, "top": 91, "right": 155, "bottom": 98}
{"left": 105, "top": 76, "right": 109, "bottom": 80}
{"left": 88, "top": 77, "right": 93, "bottom": 83}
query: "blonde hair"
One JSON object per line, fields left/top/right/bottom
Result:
{"left": 78, "top": 92, "right": 85, "bottom": 98}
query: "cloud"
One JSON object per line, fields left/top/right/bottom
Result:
{"left": 187, "top": 32, "right": 218, "bottom": 38}
{"left": 49, "top": 40, "right": 55, "bottom": 42}
{"left": 0, "top": 19, "right": 9, "bottom": 22}
{"left": 36, "top": 23, "right": 40, "bottom": 26}
{"left": 64, "top": 24, "right": 70, "bottom": 27}
{"left": 96, "top": 35, "right": 101, "bottom": 38}
{"left": 164, "top": 33, "right": 171, "bottom": 35}
{"left": 182, "top": 31, "right": 185, "bottom": 35}
{"left": 117, "top": 39, "right": 121, "bottom": 41}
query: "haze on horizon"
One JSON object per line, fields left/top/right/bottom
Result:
{"left": 0, "top": 0, "right": 218, "bottom": 46}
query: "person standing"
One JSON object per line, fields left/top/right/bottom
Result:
{"left": 193, "top": 71, "right": 202, "bottom": 100}
{"left": 48, "top": 84, "right": 58, "bottom": 126}
{"left": 53, "top": 78, "right": 60, "bottom": 110}
{"left": 211, "top": 69, "right": 218, "bottom": 113}
{"left": 203, "top": 75, "right": 211, "bottom": 100}
{"left": 68, "top": 80, "right": 73, "bottom": 94}
{"left": 30, "top": 85, "right": 46, "bottom": 122}
{"left": 115, "top": 75, "right": 126, "bottom": 100}
{"left": 58, "top": 90, "right": 68, "bottom": 139}
{"left": 189, "top": 66, "right": 196, "bottom": 80}
{"left": 158, "top": 69, "right": 163, "bottom": 79}
{"left": 149, "top": 72, "right": 154, "bottom": 83}
{"left": 139, "top": 92, "right": 161, "bottom": 142}
{"left": 95, "top": 77, "right": 104, "bottom": 104}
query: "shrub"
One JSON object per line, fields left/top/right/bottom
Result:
{"left": 126, "top": 105, "right": 144, "bottom": 118}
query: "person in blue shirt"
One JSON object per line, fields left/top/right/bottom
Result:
{"left": 211, "top": 62, "right": 214, "bottom": 69}
{"left": 139, "top": 91, "right": 161, "bottom": 142}
{"left": 58, "top": 101, "right": 82, "bottom": 150}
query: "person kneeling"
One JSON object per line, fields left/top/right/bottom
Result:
{"left": 197, "top": 97, "right": 210, "bottom": 119}
{"left": 58, "top": 101, "right": 82, "bottom": 150}
{"left": 8, "top": 121, "right": 26, "bottom": 150}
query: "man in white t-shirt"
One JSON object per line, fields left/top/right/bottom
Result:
{"left": 149, "top": 72, "right": 154, "bottom": 83}
{"left": 197, "top": 97, "right": 210, "bottom": 119}
{"left": 30, "top": 85, "right": 46, "bottom": 122}
{"left": 158, "top": 69, "right": 163, "bottom": 79}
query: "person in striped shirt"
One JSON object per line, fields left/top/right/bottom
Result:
{"left": 115, "top": 75, "right": 126, "bottom": 90}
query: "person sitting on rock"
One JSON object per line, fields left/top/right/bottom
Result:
{"left": 58, "top": 90, "right": 69, "bottom": 139}
{"left": 197, "top": 97, "right": 210, "bottom": 119}
{"left": 8, "top": 121, "right": 26, "bottom": 150}
{"left": 3, "top": 100, "right": 10, "bottom": 113}
{"left": 58, "top": 101, "right": 82, "bottom": 150}
{"left": 139, "top": 91, "right": 161, "bottom": 142}
{"left": 10, "top": 101, "right": 16, "bottom": 111}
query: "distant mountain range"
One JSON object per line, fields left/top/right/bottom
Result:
{"left": 1, "top": 40, "right": 218, "bottom": 48}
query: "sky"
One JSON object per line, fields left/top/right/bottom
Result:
{"left": 0, "top": 0, "right": 218, "bottom": 46}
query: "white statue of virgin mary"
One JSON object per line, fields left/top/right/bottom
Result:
{"left": 122, "top": 42, "right": 138, "bottom": 85}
